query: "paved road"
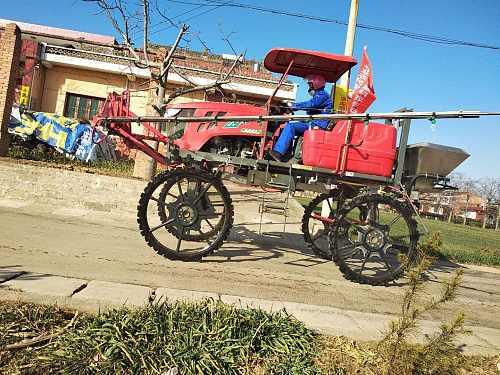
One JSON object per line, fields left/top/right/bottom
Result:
{"left": 1, "top": 187, "right": 499, "bottom": 333}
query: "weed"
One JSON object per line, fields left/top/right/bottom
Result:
{"left": 1, "top": 299, "right": 318, "bottom": 374}
{"left": 376, "top": 234, "right": 471, "bottom": 375}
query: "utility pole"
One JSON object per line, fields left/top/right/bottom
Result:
{"left": 339, "top": 0, "right": 359, "bottom": 89}
{"left": 331, "top": 0, "right": 359, "bottom": 103}
{"left": 323, "top": 0, "right": 359, "bottom": 219}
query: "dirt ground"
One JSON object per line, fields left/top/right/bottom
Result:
{"left": 1, "top": 182, "right": 499, "bottom": 331}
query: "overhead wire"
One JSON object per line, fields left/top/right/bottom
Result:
{"left": 164, "top": 0, "right": 500, "bottom": 51}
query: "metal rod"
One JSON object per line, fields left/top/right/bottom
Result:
{"left": 101, "top": 110, "right": 500, "bottom": 124}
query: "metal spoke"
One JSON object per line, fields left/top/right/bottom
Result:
{"left": 205, "top": 219, "right": 215, "bottom": 229}
{"left": 358, "top": 250, "right": 371, "bottom": 277}
{"left": 389, "top": 241, "right": 409, "bottom": 252}
{"left": 387, "top": 214, "right": 403, "bottom": 228}
{"left": 338, "top": 243, "right": 364, "bottom": 260}
{"left": 327, "top": 198, "right": 333, "bottom": 212}
{"left": 150, "top": 196, "right": 169, "bottom": 207}
{"left": 149, "top": 218, "right": 175, "bottom": 233}
{"left": 176, "top": 235, "right": 183, "bottom": 252}
{"left": 337, "top": 242, "right": 362, "bottom": 252}
{"left": 192, "top": 182, "right": 213, "bottom": 205}
{"left": 177, "top": 179, "right": 184, "bottom": 200}
{"left": 351, "top": 223, "right": 368, "bottom": 234}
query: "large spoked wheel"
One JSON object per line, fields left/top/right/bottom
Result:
{"left": 330, "top": 194, "right": 419, "bottom": 286}
{"left": 301, "top": 190, "right": 343, "bottom": 259}
{"left": 137, "top": 168, "right": 234, "bottom": 261}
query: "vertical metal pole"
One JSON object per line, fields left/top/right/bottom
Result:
{"left": 393, "top": 118, "right": 411, "bottom": 186}
{"left": 325, "top": 0, "right": 359, "bottom": 214}
{"left": 259, "top": 162, "right": 270, "bottom": 235}
{"left": 283, "top": 165, "right": 293, "bottom": 233}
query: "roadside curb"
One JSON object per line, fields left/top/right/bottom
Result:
{"left": 1, "top": 268, "right": 498, "bottom": 356}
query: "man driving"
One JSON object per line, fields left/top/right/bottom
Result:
{"left": 269, "top": 74, "right": 332, "bottom": 162}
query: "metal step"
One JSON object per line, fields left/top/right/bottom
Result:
{"left": 259, "top": 200, "right": 289, "bottom": 215}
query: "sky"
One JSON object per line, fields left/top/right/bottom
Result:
{"left": 2, "top": 0, "right": 499, "bottom": 179}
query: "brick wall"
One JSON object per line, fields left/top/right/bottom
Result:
{"left": 0, "top": 23, "right": 21, "bottom": 155}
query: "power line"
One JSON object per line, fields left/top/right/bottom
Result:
{"left": 150, "top": 0, "right": 233, "bottom": 36}
{"left": 166, "top": 0, "right": 500, "bottom": 51}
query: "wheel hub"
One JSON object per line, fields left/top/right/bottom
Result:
{"left": 175, "top": 204, "right": 199, "bottom": 227}
{"left": 364, "top": 228, "right": 386, "bottom": 250}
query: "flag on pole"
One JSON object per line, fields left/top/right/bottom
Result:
{"left": 348, "top": 47, "right": 376, "bottom": 113}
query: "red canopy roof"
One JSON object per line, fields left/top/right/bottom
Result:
{"left": 264, "top": 48, "right": 357, "bottom": 83}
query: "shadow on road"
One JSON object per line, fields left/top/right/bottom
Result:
{"left": 207, "top": 225, "right": 330, "bottom": 266}
{"left": 0, "top": 265, "right": 52, "bottom": 286}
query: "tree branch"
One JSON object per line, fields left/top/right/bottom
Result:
{"left": 2, "top": 312, "right": 79, "bottom": 351}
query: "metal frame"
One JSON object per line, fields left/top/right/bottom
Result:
{"left": 98, "top": 110, "right": 499, "bottom": 194}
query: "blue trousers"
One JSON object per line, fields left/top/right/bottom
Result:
{"left": 273, "top": 120, "right": 328, "bottom": 155}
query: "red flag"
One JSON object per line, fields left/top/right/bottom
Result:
{"left": 348, "top": 47, "right": 376, "bottom": 113}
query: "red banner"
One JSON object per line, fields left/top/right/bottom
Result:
{"left": 348, "top": 47, "right": 376, "bottom": 113}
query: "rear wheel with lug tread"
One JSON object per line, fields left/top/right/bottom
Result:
{"left": 137, "top": 168, "right": 234, "bottom": 261}
{"left": 330, "top": 194, "right": 419, "bottom": 285}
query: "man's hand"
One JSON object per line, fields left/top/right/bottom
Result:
{"left": 284, "top": 102, "right": 295, "bottom": 114}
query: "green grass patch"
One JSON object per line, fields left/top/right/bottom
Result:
{"left": 7, "top": 142, "right": 135, "bottom": 178}
{"left": 295, "top": 196, "right": 500, "bottom": 267}
{"left": 0, "top": 300, "right": 318, "bottom": 374}
{"left": 417, "top": 218, "right": 500, "bottom": 266}
{"left": 1, "top": 300, "right": 497, "bottom": 375}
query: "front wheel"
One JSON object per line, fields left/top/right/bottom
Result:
{"left": 330, "top": 194, "right": 419, "bottom": 285}
{"left": 137, "top": 168, "right": 234, "bottom": 261}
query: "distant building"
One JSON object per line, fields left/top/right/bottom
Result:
{"left": 418, "top": 190, "right": 499, "bottom": 228}
{"left": 0, "top": 18, "right": 296, "bottom": 122}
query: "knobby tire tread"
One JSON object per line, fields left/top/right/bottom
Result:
{"left": 137, "top": 168, "right": 234, "bottom": 261}
{"left": 331, "top": 194, "right": 419, "bottom": 286}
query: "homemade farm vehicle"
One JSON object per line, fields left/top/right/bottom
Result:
{"left": 95, "top": 48, "right": 498, "bottom": 285}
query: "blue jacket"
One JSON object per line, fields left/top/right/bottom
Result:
{"left": 291, "top": 88, "right": 332, "bottom": 128}
{"left": 292, "top": 88, "right": 332, "bottom": 115}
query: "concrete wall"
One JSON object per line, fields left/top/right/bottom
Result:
{"left": 0, "top": 160, "right": 145, "bottom": 215}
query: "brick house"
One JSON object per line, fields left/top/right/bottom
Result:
{"left": 0, "top": 18, "right": 296, "bottom": 123}
{"left": 418, "top": 190, "right": 493, "bottom": 224}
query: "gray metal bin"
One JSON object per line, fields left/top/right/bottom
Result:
{"left": 404, "top": 142, "right": 470, "bottom": 191}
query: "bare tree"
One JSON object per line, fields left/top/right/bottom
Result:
{"left": 475, "top": 177, "right": 500, "bottom": 228}
{"left": 165, "top": 53, "right": 243, "bottom": 105}
{"left": 85, "top": 0, "right": 244, "bottom": 113}
{"left": 448, "top": 173, "right": 477, "bottom": 225}
{"left": 83, "top": 0, "right": 244, "bottom": 178}
{"left": 83, "top": 0, "right": 149, "bottom": 67}
{"left": 449, "top": 172, "right": 476, "bottom": 192}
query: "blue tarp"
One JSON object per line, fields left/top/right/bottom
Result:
{"left": 8, "top": 110, "right": 104, "bottom": 162}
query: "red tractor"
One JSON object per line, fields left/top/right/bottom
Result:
{"left": 96, "top": 48, "right": 478, "bottom": 285}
